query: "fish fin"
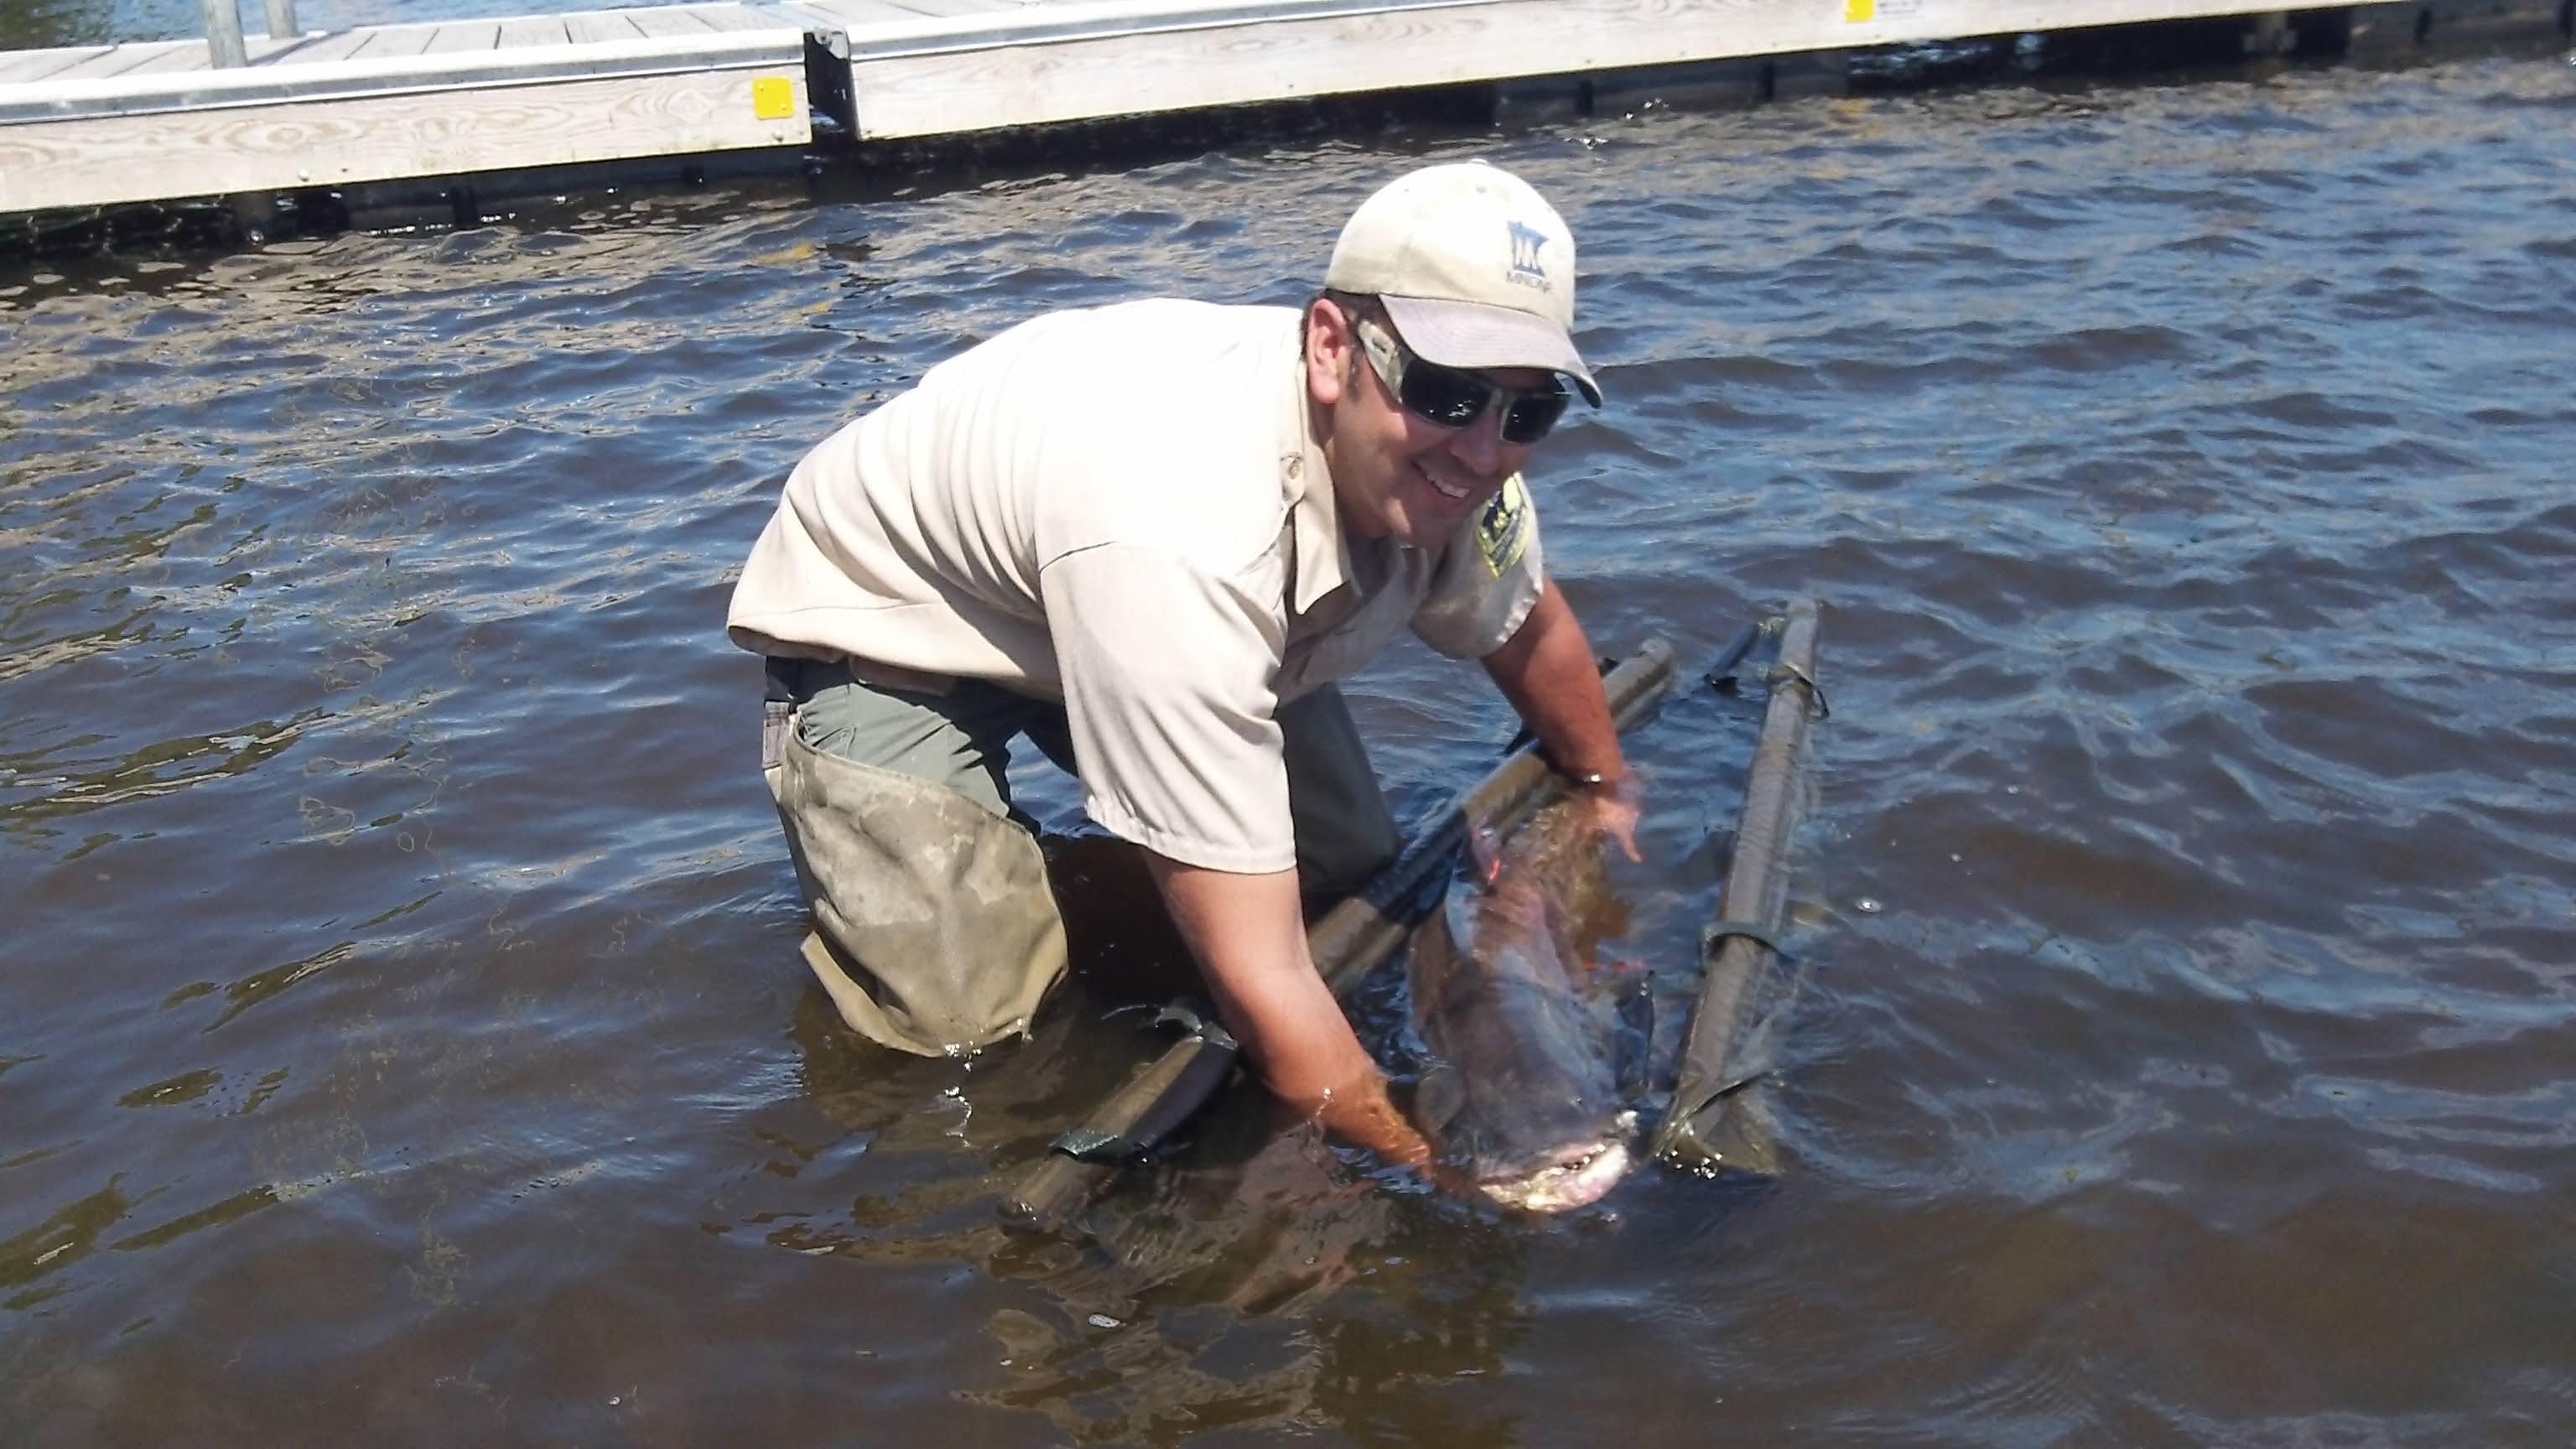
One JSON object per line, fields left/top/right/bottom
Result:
{"left": 1414, "top": 1062, "right": 1464, "bottom": 1138}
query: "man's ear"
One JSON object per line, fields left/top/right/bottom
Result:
{"left": 1305, "top": 296, "right": 1355, "bottom": 408}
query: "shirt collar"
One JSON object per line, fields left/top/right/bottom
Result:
{"left": 1280, "top": 325, "right": 1352, "bottom": 618}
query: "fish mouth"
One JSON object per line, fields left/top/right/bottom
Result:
{"left": 1476, "top": 1140, "right": 1631, "bottom": 1214}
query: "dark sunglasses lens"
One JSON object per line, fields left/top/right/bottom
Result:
{"left": 1500, "top": 390, "right": 1569, "bottom": 444}
{"left": 1391, "top": 344, "right": 1570, "bottom": 444}
{"left": 1398, "top": 362, "right": 1493, "bottom": 428}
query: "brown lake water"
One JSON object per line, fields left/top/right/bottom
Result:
{"left": 5, "top": 39, "right": 2575, "bottom": 1449}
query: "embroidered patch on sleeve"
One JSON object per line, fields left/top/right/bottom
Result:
{"left": 1477, "top": 475, "right": 1532, "bottom": 576}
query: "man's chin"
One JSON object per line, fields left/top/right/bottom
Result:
{"left": 1392, "top": 487, "right": 1478, "bottom": 543}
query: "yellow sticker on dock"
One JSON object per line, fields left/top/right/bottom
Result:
{"left": 752, "top": 75, "right": 796, "bottom": 121}
{"left": 1844, "top": 0, "right": 1874, "bottom": 20}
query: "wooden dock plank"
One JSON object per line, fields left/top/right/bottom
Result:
{"left": 247, "top": 36, "right": 316, "bottom": 65}
{"left": 349, "top": 24, "right": 443, "bottom": 60}
{"left": 117, "top": 44, "right": 218, "bottom": 76}
{"left": 628, "top": 7, "right": 725, "bottom": 35}
{"left": 0, "top": 64, "right": 811, "bottom": 212}
{"left": 564, "top": 13, "right": 651, "bottom": 43}
{"left": 785, "top": 0, "right": 1000, "bottom": 28}
{"left": 422, "top": 23, "right": 506, "bottom": 54}
{"left": 111, "top": 34, "right": 309, "bottom": 75}
{"left": 866, "top": 0, "right": 1031, "bottom": 13}
{"left": 693, "top": 3, "right": 818, "bottom": 30}
{"left": 491, "top": 15, "right": 574, "bottom": 49}
{"left": 278, "top": 29, "right": 378, "bottom": 65}
{"left": 42, "top": 42, "right": 188, "bottom": 81}
{"left": 0, "top": 46, "right": 113, "bottom": 86}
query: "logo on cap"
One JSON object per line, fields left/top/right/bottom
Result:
{"left": 1505, "top": 221, "right": 1551, "bottom": 291}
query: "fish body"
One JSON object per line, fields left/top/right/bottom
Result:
{"left": 1405, "top": 794, "right": 1635, "bottom": 1213}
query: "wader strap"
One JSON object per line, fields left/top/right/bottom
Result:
{"left": 761, "top": 657, "right": 800, "bottom": 773}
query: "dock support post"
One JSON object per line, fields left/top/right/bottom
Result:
{"left": 265, "top": 0, "right": 299, "bottom": 39}
{"left": 200, "top": 0, "right": 248, "bottom": 67}
{"left": 2289, "top": 8, "right": 2355, "bottom": 55}
{"left": 231, "top": 192, "right": 279, "bottom": 243}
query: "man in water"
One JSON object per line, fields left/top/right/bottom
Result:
{"left": 727, "top": 159, "right": 1633, "bottom": 1168}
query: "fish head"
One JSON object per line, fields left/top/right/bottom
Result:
{"left": 1476, "top": 1138, "right": 1631, "bottom": 1214}
{"left": 1433, "top": 1078, "right": 1631, "bottom": 1213}
{"left": 1411, "top": 960, "right": 1633, "bottom": 1213}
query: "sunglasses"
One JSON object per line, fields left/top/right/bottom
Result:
{"left": 1353, "top": 316, "right": 1571, "bottom": 447}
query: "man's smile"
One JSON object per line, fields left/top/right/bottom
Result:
{"left": 1422, "top": 465, "right": 1474, "bottom": 502}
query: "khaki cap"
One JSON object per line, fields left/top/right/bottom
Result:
{"left": 1325, "top": 160, "right": 1602, "bottom": 407}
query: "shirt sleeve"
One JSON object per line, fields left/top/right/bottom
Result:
{"left": 1041, "top": 539, "right": 1297, "bottom": 874}
{"left": 1411, "top": 473, "right": 1548, "bottom": 659}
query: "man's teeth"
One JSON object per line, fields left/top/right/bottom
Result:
{"left": 1424, "top": 470, "right": 1470, "bottom": 501}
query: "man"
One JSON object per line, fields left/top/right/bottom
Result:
{"left": 727, "top": 159, "right": 1634, "bottom": 1167}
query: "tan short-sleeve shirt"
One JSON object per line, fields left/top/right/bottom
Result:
{"left": 727, "top": 299, "right": 1545, "bottom": 873}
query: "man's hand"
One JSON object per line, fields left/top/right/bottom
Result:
{"left": 1579, "top": 771, "right": 1644, "bottom": 863}
{"left": 1145, "top": 854, "right": 1436, "bottom": 1166}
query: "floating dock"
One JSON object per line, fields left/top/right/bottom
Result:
{"left": 0, "top": 3, "right": 814, "bottom": 215}
{"left": 2, "top": 0, "right": 2568, "bottom": 220}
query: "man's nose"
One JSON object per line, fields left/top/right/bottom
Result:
{"left": 1445, "top": 401, "right": 1509, "bottom": 475}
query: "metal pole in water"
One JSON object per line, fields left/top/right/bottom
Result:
{"left": 265, "top": 0, "right": 299, "bottom": 39}
{"left": 200, "top": 0, "right": 248, "bottom": 67}
{"left": 1651, "top": 598, "right": 1824, "bottom": 1171}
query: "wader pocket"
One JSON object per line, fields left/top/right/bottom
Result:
{"left": 771, "top": 730, "right": 1067, "bottom": 1057}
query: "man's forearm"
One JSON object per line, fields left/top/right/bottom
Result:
{"left": 1144, "top": 854, "right": 1431, "bottom": 1164}
{"left": 1483, "top": 577, "right": 1629, "bottom": 783}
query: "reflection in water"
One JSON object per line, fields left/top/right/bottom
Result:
{"left": 0, "top": 1176, "right": 133, "bottom": 1311}
{"left": 3, "top": 709, "right": 326, "bottom": 830}
{"left": 787, "top": 968, "right": 1545, "bottom": 1445}
{"left": 966, "top": 1121, "right": 1537, "bottom": 1445}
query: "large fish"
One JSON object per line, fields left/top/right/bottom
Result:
{"left": 1405, "top": 791, "right": 1642, "bottom": 1213}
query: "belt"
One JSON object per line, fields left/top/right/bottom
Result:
{"left": 760, "top": 653, "right": 958, "bottom": 772}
